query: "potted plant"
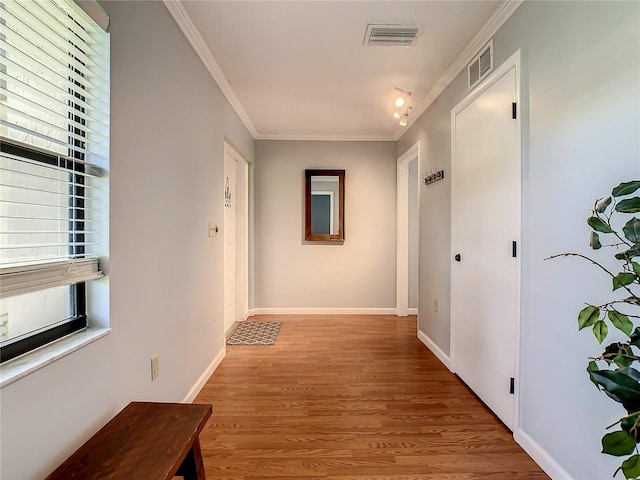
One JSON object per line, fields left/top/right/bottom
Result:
{"left": 550, "top": 180, "right": 640, "bottom": 478}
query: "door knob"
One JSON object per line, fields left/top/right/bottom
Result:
{"left": 454, "top": 254, "right": 461, "bottom": 262}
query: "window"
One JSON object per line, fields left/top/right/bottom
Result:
{"left": 0, "top": 0, "right": 109, "bottom": 363}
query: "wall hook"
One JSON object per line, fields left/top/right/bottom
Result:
{"left": 423, "top": 169, "right": 445, "bottom": 186}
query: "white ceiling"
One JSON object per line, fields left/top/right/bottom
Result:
{"left": 173, "top": 1, "right": 510, "bottom": 140}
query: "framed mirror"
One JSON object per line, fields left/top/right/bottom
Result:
{"left": 305, "top": 169, "right": 345, "bottom": 242}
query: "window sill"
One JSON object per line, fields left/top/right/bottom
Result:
{"left": 0, "top": 328, "right": 111, "bottom": 388}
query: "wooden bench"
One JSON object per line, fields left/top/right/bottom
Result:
{"left": 45, "top": 401, "right": 212, "bottom": 480}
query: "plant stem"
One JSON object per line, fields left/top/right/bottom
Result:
{"left": 593, "top": 302, "right": 640, "bottom": 317}
{"left": 607, "top": 411, "right": 640, "bottom": 430}
{"left": 546, "top": 253, "right": 638, "bottom": 298}
{"left": 598, "top": 202, "right": 632, "bottom": 247}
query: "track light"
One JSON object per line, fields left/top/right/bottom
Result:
{"left": 398, "top": 106, "right": 412, "bottom": 127}
{"left": 394, "top": 87, "right": 411, "bottom": 109}
{"left": 393, "top": 88, "right": 412, "bottom": 126}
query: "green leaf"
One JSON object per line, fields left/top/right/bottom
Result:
{"left": 609, "top": 311, "right": 634, "bottom": 337}
{"left": 614, "top": 273, "right": 638, "bottom": 291}
{"left": 605, "top": 343, "right": 625, "bottom": 356}
{"left": 631, "top": 328, "right": 640, "bottom": 348}
{"left": 617, "top": 244, "right": 640, "bottom": 262}
{"left": 622, "top": 454, "right": 640, "bottom": 479}
{"left": 624, "top": 218, "right": 640, "bottom": 243}
{"left": 594, "top": 320, "right": 609, "bottom": 344}
{"left": 589, "top": 369, "right": 640, "bottom": 410}
{"left": 602, "top": 430, "right": 637, "bottom": 456}
{"left": 617, "top": 198, "right": 640, "bottom": 214}
{"left": 615, "top": 351, "right": 634, "bottom": 368}
{"left": 613, "top": 181, "right": 640, "bottom": 198}
{"left": 632, "top": 262, "right": 640, "bottom": 276}
{"left": 620, "top": 367, "right": 640, "bottom": 383}
{"left": 588, "top": 216, "right": 614, "bottom": 233}
{"left": 622, "top": 414, "right": 640, "bottom": 440}
{"left": 626, "top": 297, "right": 640, "bottom": 307}
{"left": 590, "top": 231, "right": 602, "bottom": 249}
{"left": 596, "top": 196, "right": 613, "bottom": 213}
{"left": 587, "top": 360, "right": 600, "bottom": 387}
{"left": 603, "top": 343, "right": 634, "bottom": 368}
{"left": 578, "top": 305, "right": 600, "bottom": 330}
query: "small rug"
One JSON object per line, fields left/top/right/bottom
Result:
{"left": 227, "top": 321, "right": 282, "bottom": 346}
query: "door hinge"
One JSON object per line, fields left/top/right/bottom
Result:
{"left": 512, "top": 241, "right": 517, "bottom": 258}
{"left": 512, "top": 102, "right": 517, "bottom": 119}
{"left": 509, "top": 377, "right": 515, "bottom": 394}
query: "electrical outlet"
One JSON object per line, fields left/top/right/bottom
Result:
{"left": 433, "top": 298, "right": 438, "bottom": 312}
{"left": 151, "top": 355, "right": 160, "bottom": 381}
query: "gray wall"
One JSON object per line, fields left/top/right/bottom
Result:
{"left": 254, "top": 140, "right": 397, "bottom": 310}
{"left": 0, "top": 2, "right": 254, "bottom": 478}
{"left": 398, "top": 1, "right": 640, "bottom": 477}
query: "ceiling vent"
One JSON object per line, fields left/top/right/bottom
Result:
{"left": 468, "top": 40, "right": 494, "bottom": 89}
{"left": 364, "top": 24, "right": 421, "bottom": 47}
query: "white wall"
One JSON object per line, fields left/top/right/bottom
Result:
{"left": 0, "top": 2, "right": 254, "bottom": 478}
{"left": 254, "top": 140, "right": 397, "bottom": 311}
{"left": 398, "top": 1, "right": 640, "bottom": 478}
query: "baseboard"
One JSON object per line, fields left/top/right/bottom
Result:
{"left": 225, "top": 321, "right": 239, "bottom": 339}
{"left": 252, "top": 308, "right": 397, "bottom": 315}
{"left": 245, "top": 309, "right": 255, "bottom": 319}
{"left": 182, "top": 346, "right": 226, "bottom": 403}
{"left": 514, "top": 429, "right": 574, "bottom": 480}
{"left": 417, "top": 329, "right": 452, "bottom": 371}
{"left": 408, "top": 308, "right": 418, "bottom": 315}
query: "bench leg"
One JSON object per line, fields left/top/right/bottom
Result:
{"left": 176, "top": 437, "right": 206, "bottom": 480}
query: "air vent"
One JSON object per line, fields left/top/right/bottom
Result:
{"left": 468, "top": 40, "right": 494, "bottom": 89}
{"left": 364, "top": 24, "right": 421, "bottom": 47}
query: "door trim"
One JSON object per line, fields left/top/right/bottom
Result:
{"left": 450, "top": 49, "right": 522, "bottom": 430}
{"left": 396, "top": 142, "right": 420, "bottom": 317}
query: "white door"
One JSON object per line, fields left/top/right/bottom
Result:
{"left": 223, "top": 152, "right": 237, "bottom": 334}
{"left": 451, "top": 62, "right": 520, "bottom": 430}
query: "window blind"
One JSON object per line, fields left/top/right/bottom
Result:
{"left": 0, "top": 0, "right": 109, "bottom": 299}
{"left": 0, "top": 257, "right": 101, "bottom": 298}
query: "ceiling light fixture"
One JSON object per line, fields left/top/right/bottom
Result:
{"left": 398, "top": 106, "right": 412, "bottom": 127}
{"left": 393, "top": 88, "right": 412, "bottom": 126}
{"left": 394, "top": 87, "right": 411, "bottom": 108}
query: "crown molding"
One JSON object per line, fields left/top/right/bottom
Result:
{"left": 394, "top": 0, "right": 523, "bottom": 140}
{"left": 163, "top": 0, "right": 259, "bottom": 138}
{"left": 255, "top": 133, "right": 396, "bottom": 142}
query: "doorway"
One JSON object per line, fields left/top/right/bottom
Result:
{"left": 396, "top": 142, "right": 420, "bottom": 317}
{"left": 450, "top": 51, "right": 522, "bottom": 430}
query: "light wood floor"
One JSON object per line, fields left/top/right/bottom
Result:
{"left": 194, "top": 315, "right": 549, "bottom": 480}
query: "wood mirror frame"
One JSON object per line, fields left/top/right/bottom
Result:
{"left": 305, "top": 169, "right": 345, "bottom": 242}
